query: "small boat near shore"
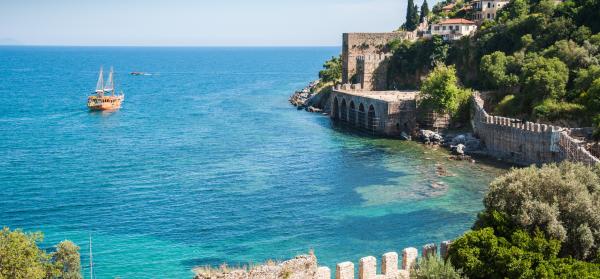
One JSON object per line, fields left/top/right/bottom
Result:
{"left": 87, "top": 66, "right": 125, "bottom": 111}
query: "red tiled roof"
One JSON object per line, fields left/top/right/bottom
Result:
{"left": 439, "top": 18, "right": 476, "bottom": 25}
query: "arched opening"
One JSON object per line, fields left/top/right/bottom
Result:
{"left": 340, "top": 99, "right": 347, "bottom": 122}
{"left": 332, "top": 97, "right": 339, "bottom": 119}
{"left": 358, "top": 103, "right": 365, "bottom": 128}
{"left": 368, "top": 105, "right": 376, "bottom": 131}
{"left": 349, "top": 101, "right": 356, "bottom": 126}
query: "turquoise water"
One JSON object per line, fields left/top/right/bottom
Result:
{"left": 0, "top": 46, "right": 505, "bottom": 278}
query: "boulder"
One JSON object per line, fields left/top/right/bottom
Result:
{"left": 451, "top": 144, "right": 465, "bottom": 155}
{"left": 418, "top": 130, "right": 444, "bottom": 144}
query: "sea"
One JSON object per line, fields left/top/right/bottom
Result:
{"left": 0, "top": 46, "right": 505, "bottom": 278}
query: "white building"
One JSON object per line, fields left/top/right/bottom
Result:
{"left": 425, "top": 18, "right": 477, "bottom": 40}
{"left": 474, "top": 0, "right": 509, "bottom": 23}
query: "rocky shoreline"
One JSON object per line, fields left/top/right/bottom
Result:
{"left": 289, "top": 80, "right": 325, "bottom": 113}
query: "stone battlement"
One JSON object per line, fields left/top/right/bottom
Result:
{"left": 194, "top": 241, "right": 452, "bottom": 279}
{"left": 471, "top": 93, "right": 599, "bottom": 166}
{"left": 333, "top": 240, "right": 452, "bottom": 279}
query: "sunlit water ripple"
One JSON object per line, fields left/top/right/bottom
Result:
{"left": 0, "top": 46, "right": 505, "bottom": 278}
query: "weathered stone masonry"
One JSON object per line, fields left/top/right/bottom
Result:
{"left": 472, "top": 93, "right": 599, "bottom": 166}
{"left": 330, "top": 85, "right": 418, "bottom": 136}
{"left": 342, "top": 33, "right": 415, "bottom": 91}
{"left": 195, "top": 241, "right": 452, "bottom": 279}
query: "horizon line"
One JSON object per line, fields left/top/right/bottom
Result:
{"left": 0, "top": 44, "right": 341, "bottom": 48}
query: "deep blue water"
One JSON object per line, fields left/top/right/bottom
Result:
{"left": 0, "top": 46, "right": 504, "bottom": 278}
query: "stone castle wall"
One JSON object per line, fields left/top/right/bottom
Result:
{"left": 342, "top": 33, "right": 415, "bottom": 91}
{"left": 194, "top": 241, "right": 452, "bottom": 279}
{"left": 356, "top": 54, "right": 393, "bottom": 92}
{"left": 471, "top": 93, "right": 599, "bottom": 166}
{"left": 331, "top": 86, "right": 418, "bottom": 136}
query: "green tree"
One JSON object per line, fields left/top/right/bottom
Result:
{"left": 419, "top": 0, "right": 430, "bottom": 23}
{"left": 497, "top": 0, "right": 529, "bottom": 22}
{"left": 410, "top": 255, "right": 463, "bottom": 279}
{"left": 480, "top": 51, "right": 520, "bottom": 91}
{"left": 0, "top": 227, "right": 48, "bottom": 279}
{"left": 448, "top": 225, "right": 600, "bottom": 279}
{"left": 52, "top": 241, "right": 82, "bottom": 279}
{"left": 574, "top": 65, "right": 600, "bottom": 95}
{"left": 484, "top": 162, "right": 600, "bottom": 260}
{"left": 418, "top": 64, "right": 471, "bottom": 115}
{"left": 544, "top": 40, "right": 597, "bottom": 69}
{"left": 404, "top": 0, "right": 419, "bottom": 31}
{"left": 0, "top": 227, "right": 82, "bottom": 279}
{"left": 520, "top": 55, "right": 569, "bottom": 105}
{"left": 318, "top": 56, "right": 342, "bottom": 83}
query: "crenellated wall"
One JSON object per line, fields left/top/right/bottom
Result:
{"left": 471, "top": 93, "right": 599, "bottom": 166}
{"left": 333, "top": 241, "right": 452, "bottom": 279}
{"left": 194, "top": 241, "right": 453, "bottom": 279}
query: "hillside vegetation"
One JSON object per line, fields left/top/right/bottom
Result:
{"left": 388, "top": 0, "right": 600, "bottom": 132}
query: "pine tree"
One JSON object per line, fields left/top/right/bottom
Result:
{"left": 413, "top": 4, "right": 420, "bottom": 28}
{"left": 420, "top": 0, "right": 430, "bottom": 23}
{"left": 405, "top": 0, "right": 416, "bottom": 30}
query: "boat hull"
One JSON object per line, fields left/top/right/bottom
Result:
{"left": 87, "top": 95, "right": 124, "bottom": 111}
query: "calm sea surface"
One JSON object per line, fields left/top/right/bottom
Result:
{"left": 0, "top": 46, "right": 505, "bottom": 278}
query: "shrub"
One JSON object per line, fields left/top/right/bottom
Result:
{"left": 448, "top": 226, "right": 600, "bottom": 279}
{"left": 480, "top": 51, "right": 520, "bottom": 91}
{"left": 418, "top": 64, "right": 471, "bottom": 116}
{"left": 484, "top": 162, "right": 600, "bottom": 260}
{"left": 493, "top": 94, "right": 522, "bottom": 116}
{"left": 318, "top": 56, "right": 342, "bottom": 83}
{"left": 520, "top": 55, "right": 569, "bottom": 104}
{"left": 532, "top": 98, "right": 585, "bottom": 120}
{"left": 410, "top": 255, "right": 463, "bottom": 279}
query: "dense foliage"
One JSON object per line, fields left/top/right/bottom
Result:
{"left": 449, "top": 223, "right": 600, "bottom": 279}
{"left": 420, "top": 0, "right": 430, "bottom": 24}
{"left": 0, "top": 227, "right": 82, "bottom": 279}
{"left": 318, "top": 56, "right": 342, "bottom": 84}
{"left": 418, "top": 64, "right": 471, "bottom": 116}
{"left": 410, "top": 255, "right": 463, "bottom": 279}
{"left": 387, "top": 36, "right": 449, "bottom": 89}
{"left": 390, "top": 0, "right": 600, "bottom": 128}
{"left": 403, "top": 0, "right": 419, "bottom": 31}
{"left": 447, "top": 162, "right": 600, "bottom": 279}
{"left": 484, "top": 162, "right": 600, "bottom": 261}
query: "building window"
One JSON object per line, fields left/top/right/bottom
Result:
{"left": 487, "top": 13, "right": 491, "bottom": 19}
{"left": 487, "top": 2, "right": 491, "bottom": 8}
{"left": 434, "top": 26, "right": 440, "bottom": 31}
{"left": 455, "top": 25, "right": 459, "bottom": 31}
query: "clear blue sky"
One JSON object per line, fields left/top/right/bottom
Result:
{"left": 0, "top": 0, "right": 436, "bottom": 46}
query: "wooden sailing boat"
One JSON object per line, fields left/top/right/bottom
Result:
{"left": 87, "top": 66, "right": 125, "bottom": 111}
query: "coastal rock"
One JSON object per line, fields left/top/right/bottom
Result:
{"left": 450, "top": 133, "right": 482, "bottom": 152}
{"left": 418, "top": 130, "right": 444, "bottom": 144}
{"left": 289, "top": 80, "right": 320, "bottom": 110}
{"left": 451, "top": 144, "right": 465, "bottom": 155}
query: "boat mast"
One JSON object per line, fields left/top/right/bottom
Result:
{"left": 105, "top": 66, "right": 115, "bottom": 96}
{"left": 89, "top": 234, "right": 94, "bottom": 279}
{"left": 95, "top": 66, "right": 104, "bottom": 98}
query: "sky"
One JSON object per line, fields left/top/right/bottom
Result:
{"left": 0, "top": 0, "right": 436, "bottom": 46}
